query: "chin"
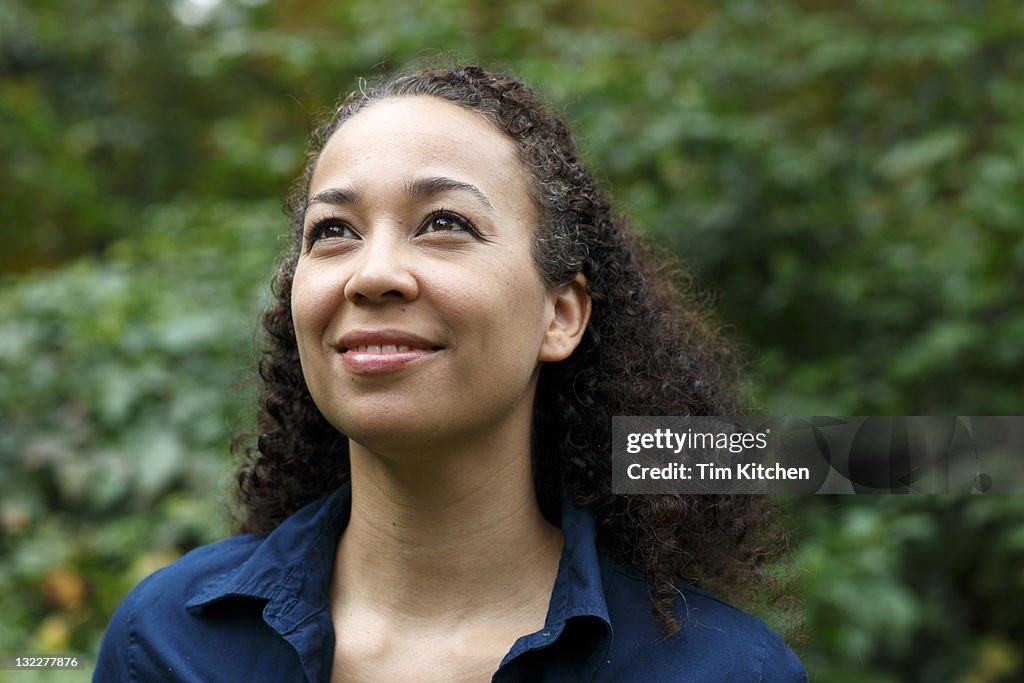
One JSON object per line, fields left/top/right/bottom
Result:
{"left": 335, "top": 415, "right": 448, "bottom": 455}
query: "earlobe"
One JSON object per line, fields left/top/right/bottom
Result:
{"left": 539, "top": 273, "right": 592, "bottom": 362}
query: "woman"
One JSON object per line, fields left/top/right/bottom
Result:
{"left": 95, "top": 65, "right": 806, "bottom": 681}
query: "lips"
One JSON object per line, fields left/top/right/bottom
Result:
{"left": 334, "top": 329, "right": 442, "bottom": 374}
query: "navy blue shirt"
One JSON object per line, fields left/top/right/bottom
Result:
{"left": 94, "top": 486, "right": 806, "bottom": 681}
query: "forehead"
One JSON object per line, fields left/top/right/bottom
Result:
{"left": 309, "top": 95, "right": 528, "bottom": 201}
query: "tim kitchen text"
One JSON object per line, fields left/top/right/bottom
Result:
{"left": 627, "top": 462, "right": 811, "bottom": 481}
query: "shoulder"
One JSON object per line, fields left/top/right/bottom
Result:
{"left": 599, "top": 561, "right": 807, "bottom": 682}
{"left": 93, "top": 534, "right": 267, "bottom": 681}
{"left": 114, "top": 532, "right": 266, "bottom": 618}
{"left": 93, "top": 488, "right": 349, "bottom": 681}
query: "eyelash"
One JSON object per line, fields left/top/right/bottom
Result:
{"left": 419, "top": 208, "right": 480, "bottom": 236}
{"left": 303, "top": 208, "right": 481, "bottom": 247}
{"left": 304, "top": 219, "right": 354, "bottom": 245}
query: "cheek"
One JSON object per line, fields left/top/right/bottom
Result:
{"left": 501, "top": 257, "right": 550, "bottom": 319}
{"left": 290, "top": 262, "right": 337, "bottom": 345}
{"left": 483, "top": 261, "right": 552, "bottom": 350}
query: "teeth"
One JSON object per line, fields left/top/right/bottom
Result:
{"left": 352, "top": 344, "right": 414, "bottom": 353}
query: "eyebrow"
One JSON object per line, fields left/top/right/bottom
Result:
{"left": 405, "top": 177, "right": 494, "bottom": 212}
{"left": 305, "top": 176, "right": 494, "bottom": 212}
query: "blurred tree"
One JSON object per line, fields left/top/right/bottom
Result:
{"left": 1, "top": 1, "right": 208, "bottom": 269}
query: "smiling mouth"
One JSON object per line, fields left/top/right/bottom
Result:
{"left": 338, "top": 341, "right": 441, "bottom": 375}
{"left": 335, "top": 330, "right": 444, "bottom": 371}
{"left": 342, "top": 344, "right": 444, "bottom": 353}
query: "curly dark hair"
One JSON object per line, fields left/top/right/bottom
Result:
{"left": 236, "top": 64, "right": 785, "bottom": 635}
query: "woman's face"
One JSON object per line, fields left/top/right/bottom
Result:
{"left": 291, "top": 95, "right": 584, "bottom": 453}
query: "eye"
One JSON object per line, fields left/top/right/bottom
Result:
{"left": 305, "top": 219, "right": 358, "bottom": 245}
{"left": 418, "top": 210, "right": 477, "bottom": 236}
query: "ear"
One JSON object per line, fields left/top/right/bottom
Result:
{"left": 539, "top": 273, "right": 592, "bottom": 363}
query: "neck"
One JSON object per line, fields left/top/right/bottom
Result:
{"left": 331, "top": 428, "right": 563, "bottom": 626}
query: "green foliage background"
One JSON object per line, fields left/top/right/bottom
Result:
{"left": 2, "top": 0, "right": 1022, "bottom": 680}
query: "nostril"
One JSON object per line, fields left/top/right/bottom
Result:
{"left": 343, "top": 253, "right": 419, "bottom": 303}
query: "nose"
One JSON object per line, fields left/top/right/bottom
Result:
{"left": 342, "top": 233, "right": 419, "bottom": 304}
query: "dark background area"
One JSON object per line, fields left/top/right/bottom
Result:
{"left": 2, "top": 1, "right": 1022, "bottom": 680}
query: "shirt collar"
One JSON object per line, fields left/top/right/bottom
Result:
{"left": 547, "top": 491, "right": 612, "bottom": 627}
{"left": 498, "top": 491, "right": 613, "bottom": 673}
{"left": 184, "top": 484, "right": 351, "bottom": 634}
{"left": 185, "top": 483, "right": 612, "bottom": 663}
